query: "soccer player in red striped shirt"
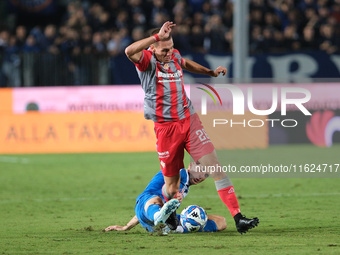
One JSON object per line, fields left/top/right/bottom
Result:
{"left": 125, "top": 21, "right": 259, "bottom": 234}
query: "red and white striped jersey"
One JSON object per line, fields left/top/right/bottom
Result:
{"left": 134, "top": 49, "right": 195, "bottom": 123}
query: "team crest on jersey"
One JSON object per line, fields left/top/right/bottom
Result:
{"left": 163, "top": 63, "right": 169, "bottom": 70}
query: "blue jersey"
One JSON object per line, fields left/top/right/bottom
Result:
{"left": 135, "top": 168, "right": 190, "bottom": 232}
{"left": 138, "top": 168, "right": 190, "bottom": 202}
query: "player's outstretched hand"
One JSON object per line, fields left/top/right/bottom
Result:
{"left": 158, "top": 21, "right": 176, "bottom": 41}
{"left": 175, "top": 192, "right": 183, "bottom": 203}
{"left": 105, "top": 225, "right": 128, "bottom": 231}
{"left": 213, "top": 66, "right": 227, "bottom": 77}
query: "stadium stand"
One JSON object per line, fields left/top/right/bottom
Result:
{"left": 0, "top": 0, "right": 339, "bottom": 86}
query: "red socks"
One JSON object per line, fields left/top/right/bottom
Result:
{"left": 217, "top": 186, "right": 241, "bottom": 217}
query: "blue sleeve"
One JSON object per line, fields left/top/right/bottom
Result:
{"left": 180, "top": 168, "right": 189, "bottom": 186}
{"left": 143, "top": 170, "right": 164, "bottom": 193}
{"left": 199, "top": 220, "right": 218, "bottom": 232}
{"left": 179, "top": 168, "right": 190, "bottom": 199}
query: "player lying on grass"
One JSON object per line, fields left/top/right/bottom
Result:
{"left": 105, "top": 211, "right": 226, "bottom": 234}
{"left": 105, "top": 166, "right": 226, "bottom": 233}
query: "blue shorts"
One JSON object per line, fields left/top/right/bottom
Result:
{"left": 135, "top": 192, "right": 159, "bottom": 232}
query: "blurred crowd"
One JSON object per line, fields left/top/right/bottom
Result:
{"left": 0, "top": 0, "right": 339, "bottom": 55}
{"left": 0, "top": 0, "right": 339, "bottom": 86}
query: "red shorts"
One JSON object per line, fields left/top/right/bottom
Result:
{"left": 154, "top": 113, "right": 215, "bottom": 177}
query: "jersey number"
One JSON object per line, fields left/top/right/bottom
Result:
{"left": 196, "top": 129, "right": 210, "bottom": 142}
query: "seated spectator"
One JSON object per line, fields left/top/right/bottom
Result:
{"left": 172, "top": 24, "right": 191, "bottom": 52}
{"left": 330, "top": 1, "right": 340, "bottom": 23}
{"left": 118, "top": 28, "right": 132, "bottom": 50}
{"left": 317, "top": 6, "right": 331, "bottom": 25}
{"left": 204, "top": 14, "right": 229, "bottom": 53}
{"left": 250, "top": 8, "right": 265, "bottom": 27}
{"left": 107, "top": 31, "right": 122, "bottom": 57}
{"left": 40, "top": 24, "right": 57, "bottom": 52}
{"left": 263, "top": 12, "right": 281, "bottom": 31}
{"left": 0, "top": 30, "right": 9, "bottom": 49}
{"left": 192, "top": 12, "right": 204, "bottom": 27}
{"left": 131, "top": 26, "right": 145, "bottom": 42}
{"left": 272, "top": 30, "right": 286, "bottom": 53}
{"left": 303, "top": 7, "right": 319, "bottom": 28}
{"left": 65, "top": 4, "right": 87, "bottom": 31}
{"left": 92, "top": 31, "right": 106, "bottom": 54}
{"left": 301, "top": 26, "right": 319, "bottom": 50}
{"left": 15, "top": 25, "right": 27, "bottom": 49}
{"left": 151, "top": 12, "right": 169, "bottom": 28}
{"left": 22, "top": 35, "right": 40, "bottom": 53}
{"left": 150, "top": 0, "right": 169, "bottom": 26}
{"left": 79, "top": 25, "right": 92, "bottom": 54}
{"left": 319, "top": 23, "right": 339, "bottom": 54}
{"left": 190, "top": 25, "right": 206, "bottom": 53}
{"left": 298, "top": 0, "right": 318, "bottom": 12}
{"left": 29, "top": 26, "right": 45, "bottom": 48}
{"left": 261, "top": 27, "right": 275, "bottom": 52}
{"left": 107, "top": 28, "right": 131, "bottom": 56}
{"left": 283, "top": 24, "right": 301, "bottom": 51}
{"left": 2, "top": 35, "right": 21, "bottom": 87}
{"left": 250, "top": 25, "right": 264, "bottom": 54}
{"left": 115, "top": 10, "right": 129, "bottom": 30}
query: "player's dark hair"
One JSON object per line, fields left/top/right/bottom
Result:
{"left": 148, "top": 28, "right": 172, "bottom": 41}
{"left": 149, "top": 28, "right": 160, "bottom": 36}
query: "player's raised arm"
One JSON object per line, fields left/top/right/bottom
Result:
{"left": 104, "top": 215, "right": 139, "bottom": 231}
{"left": 182, "top": 58, "right": 227, "bottom": 77}
{"left": 125, "top": 21, "right": 176, "bottom": 63}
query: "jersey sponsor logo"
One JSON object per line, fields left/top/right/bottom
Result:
{"left": 157, "top": 70, "right": 183, "bottom": 79}
{"left": 158, "top": 151, "right": 170, "bottom": 158}
{"left": 158, "top": 79, "right": 181, "bottom": 83}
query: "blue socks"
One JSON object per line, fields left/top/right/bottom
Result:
{"left": 146, "top": 204, "right": 162, "bottom": 221}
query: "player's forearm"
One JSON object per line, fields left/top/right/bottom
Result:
{"left": 208, "top": 214, "right": 227, "bottom": 231}
{"left": 125, "top": 36, "right": 156, "bottom": 59}
{"left": 182, "top": 58, "right": 215, "bottom": 76}
{"left": 125, "top": 215, "right": 139, "bottom": 230}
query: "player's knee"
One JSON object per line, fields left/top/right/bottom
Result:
{"left": 167, "top": 184, "right": 179, "bottom": 197}
{"left": 198, "top": 151, "right": 220, "bottom": 166}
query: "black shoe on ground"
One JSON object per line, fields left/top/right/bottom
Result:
{"left": 234, "top": 213, "right": 259, "bottom": 234}
{"left": 165, "top": 211, "right": 178, "bottom": 230}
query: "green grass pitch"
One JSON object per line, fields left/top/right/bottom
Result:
{"left": 0, "top": 145, "right": 339, "bottom": 255}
